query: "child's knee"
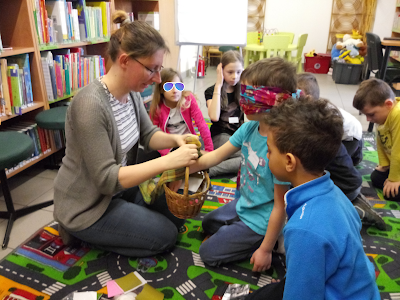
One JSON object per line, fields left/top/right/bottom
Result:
{"left": 199, "top": 242, "right": 219, "bottom": 267}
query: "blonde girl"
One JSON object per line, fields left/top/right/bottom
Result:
{"left": 150, "top": 68, "right": 213, "bottom": 156}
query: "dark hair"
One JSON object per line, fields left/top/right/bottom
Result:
{"left": 108, "top": 10, "right": 169, "bottom": 62}
{"left": 264, "top": 97, "right": 343, "bottom": 174}
{"left": 353, "top": 78, "right": 395, "bottom": 110}
{"left": 240, "top": 57, "right": 297, "bottom": 93}
{"left": 220, "top": 50, "right": 244, "bottom": 108}
{"left": 297, "top": 73, "right": 320, "bottom": 99}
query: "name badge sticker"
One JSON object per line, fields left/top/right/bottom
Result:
{"left": 229, "top": 117, "right": 239, "bottom": 124}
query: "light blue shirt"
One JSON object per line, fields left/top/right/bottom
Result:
{"left": 230, "top": 121, "right": 288, "bottom": 235}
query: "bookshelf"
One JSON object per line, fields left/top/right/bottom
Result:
{"left": 0, "top": 0, "right": 178, "bottom": 179}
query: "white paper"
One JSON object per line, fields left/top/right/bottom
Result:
{"left": 179, "top": 175, "right": 204, "bottom": 192}
{"left": 73, "top": 291, "right": 97, "bottom": 300}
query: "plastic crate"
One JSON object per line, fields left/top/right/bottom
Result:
{"left": 332, "top": 61, "right": 363, "bottom": 84}
{"left": 304, "top": 54, "right": 331, "bottom": 74}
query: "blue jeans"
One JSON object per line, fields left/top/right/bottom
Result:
{"left": 199, "top": 198, "right": 264, "bottom": 267}
{"left": 70, "top": 186, "right": 185, "bottom": 257}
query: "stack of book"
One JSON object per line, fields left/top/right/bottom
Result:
{"left": 0, "top": 54, "right": 34, "bottom": 117}
{"left": 32, "top": 0, "right": 111, "bottom": 45}
{"left": 0, "top": 121, "right": 64, "bottom": 174}
{"left": 40, "top": 48, "right": 106, "bottom": 102}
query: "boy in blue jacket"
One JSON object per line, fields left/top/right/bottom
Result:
{"left": 248, "top": 97, "right": 380, "bottom": 300}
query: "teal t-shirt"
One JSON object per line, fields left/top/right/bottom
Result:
{"left": 230, "top": 121, "right": 289, "bottom": 235}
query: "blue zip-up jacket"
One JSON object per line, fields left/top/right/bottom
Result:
{"left": 283, "top": 172, "right": 380, "bottom": 300}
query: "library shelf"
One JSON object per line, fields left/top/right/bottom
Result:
{"left": 6, "top": 148, "right": 59, "bottom": 179}
{"left": 0, "top": 47, "right": 35, "bottom": 58}
{"left": 0, "top": 102, "right": 45, "bottom": 123}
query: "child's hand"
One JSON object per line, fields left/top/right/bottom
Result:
{"left": 250, "top": 248, "right": 272, "bottom": 272}
{"left": 376, "top": 165, "right": 389, "bottom": 172}
{"left": 167, "top": 180, "right": 182, "bottom": 193}
{"left": 383, "top": 179, "right": 400, "bottom": 198}
{"left": 216, "top": 63, "right": 224, "bottom": 87}
{"left": 164, "top": 144, "right": 198, "bottom": 169}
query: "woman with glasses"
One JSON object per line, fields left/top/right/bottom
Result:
{"left": 149, "top": 68, "right": 213, "bottom": 157}
{"left": 53, "top": 11, "right": 200, "bottom": 257}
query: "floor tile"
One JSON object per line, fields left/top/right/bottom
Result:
{"left": 0, "top": 248, "right": 14, "bottom": 261}
{"left": 0, "top": 209, "right": 54, "bottom": 249}
{"left": 0, "top": 176, "right": 54, "bottom": 206}
{"left": 29, "top": 189, "right": 54, "bottom": 212}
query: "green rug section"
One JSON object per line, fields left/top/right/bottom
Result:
{"left": 0, "top": 132, "right": 399, "bottom": 300}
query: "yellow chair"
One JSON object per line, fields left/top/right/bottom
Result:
{"left": 244, "top": 32, "right": 260, "bottom": 68}
{"left": 276, "top": 32, "right": 295, "bottom": 44}
{"left": 285, "top": 33, "right": 308, "bottom": 72}
{"left": 259, "top": 35, "right": 292, "bottom": 60}
{"left": 244, "top": 35, "right": 292, "bottom": 67}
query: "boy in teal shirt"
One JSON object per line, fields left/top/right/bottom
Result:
{"left": 189, "top": 57, "right": 295, "bottom": 271}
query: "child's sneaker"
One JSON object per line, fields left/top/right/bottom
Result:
{"left": 352, "top": 193, "right": 386, "bottom": 230}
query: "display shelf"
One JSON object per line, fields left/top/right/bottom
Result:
{"left": 0, "top": 47, "right": 35, "bottom": 58}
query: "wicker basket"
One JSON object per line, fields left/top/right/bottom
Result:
{"left": 164, "top": 167, "right": 210, "bottom": 219}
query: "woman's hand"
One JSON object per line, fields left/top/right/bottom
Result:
{"left": 164, "top": 144, "right": 199, "bottom": 169}
{"left": 216, "top": 63, "right": 224, "bottom": 87}
{"left": 174, "top": 134, "right": 199, "bottom": 147}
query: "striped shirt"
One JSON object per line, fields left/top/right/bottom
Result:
{"left": 99, "top": 77, "right": 138, "bottom": 166}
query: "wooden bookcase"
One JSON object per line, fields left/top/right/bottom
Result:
{"left": 0, "top": 0, "right": 178, "bottom": 178}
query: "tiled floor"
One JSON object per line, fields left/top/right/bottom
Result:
{"left": 0, "top": 66, "right": 371, "bottom": 259}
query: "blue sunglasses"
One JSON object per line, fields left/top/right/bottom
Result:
{"left": 163, "top": 82, "right": 185, "bottom": 92}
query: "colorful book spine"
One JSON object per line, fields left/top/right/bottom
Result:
{"left": 0, "top": 58, "right": 12, "bottom": 116}
{"left": 7, "top": 66, "right": 23, "bottom": 115}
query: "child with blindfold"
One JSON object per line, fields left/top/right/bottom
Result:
{"left": 188, "top": 57, "right": 300, "bottom": 271}
{"left": 150, "top": 68, "right": 213, "bottom": 156}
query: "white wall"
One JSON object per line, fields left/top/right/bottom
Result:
{"left": 177, "top": 0, "right": 394, "bottom": 71}
{"left": 264, "top": 0, "right": 333, "bottom": 55}
{"left": 372, "top": 0, "right": 396, "bottom": 39}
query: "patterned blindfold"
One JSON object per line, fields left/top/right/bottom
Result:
{"left": 240, "top": 84, "right": 302, "bottom": 115}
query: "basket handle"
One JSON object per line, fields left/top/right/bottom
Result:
{"left": 183, "top": 166, "right": 190, "bottom": 197}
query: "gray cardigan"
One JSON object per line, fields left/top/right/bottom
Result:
{"left": 53, "top": 80, "right": 160, "bottom": 231}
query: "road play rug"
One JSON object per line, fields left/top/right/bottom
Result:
{"left": 0, "top": 132, "right": 399, "bottom": 300}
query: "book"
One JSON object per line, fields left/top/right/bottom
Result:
{"left": 8, "top": 54, "right": 34, "bottom": 107}
{"left": 41, "top": 57, "right": 55, "bottom": 102}
{"left": 7, "top": 65, "right": 23, "bottom": 115}
{"left": 74, "top": 0, "right": 87, "bottom": 40}
{"left": 0, "top": 58, "right": 12, "bottom": 116}
{"left": 45, "top": 0, "right": 69, "bottom": 42}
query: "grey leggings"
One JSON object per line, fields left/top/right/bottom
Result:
{"left": 209, "top": 133, "right": 242, "bottom": 177}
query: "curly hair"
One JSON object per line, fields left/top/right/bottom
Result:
{"left": 264, "top": 97, "right": 343, "bottom": 174}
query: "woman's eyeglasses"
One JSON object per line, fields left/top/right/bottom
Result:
{"left": 163, "top": 82, "right": 185, "bottom": 92}
{"left": 131, "top": 57, "right": 163, "bottom": 76}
